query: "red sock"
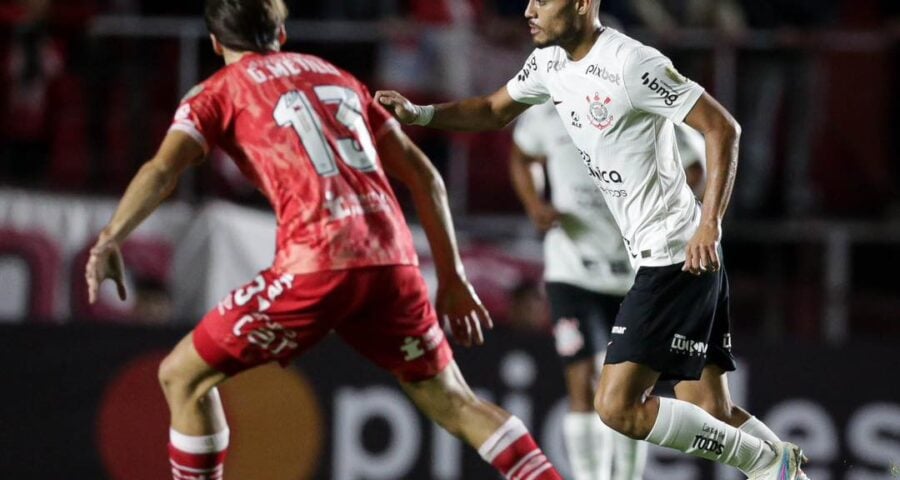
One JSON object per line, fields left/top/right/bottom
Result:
{"left": 168, "top": 444, "right": 226, "bottom": 480}
{"left": 478, "top": 417, "right": 563, "bottom": 480}
{"left": 168, "top": 428, "right": 229, "bottom": 480}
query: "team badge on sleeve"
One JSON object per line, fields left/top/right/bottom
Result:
{"left": 665, "top": 65, "right": 688, "bottom": 84}
{"left": 585, "top": 93, "right": 614, "bottom": 130}
{"left": 180, "top": 84, "right": 205, "bottom": 103}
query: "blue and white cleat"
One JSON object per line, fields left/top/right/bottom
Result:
{"left": 748, "top": 441, "right": 807, "bottom": 480}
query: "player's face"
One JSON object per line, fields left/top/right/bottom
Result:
{"left": 524, "top": 0, "right": 580, "bottom": 48}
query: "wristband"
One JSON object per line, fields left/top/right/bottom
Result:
{"left": 411, "top": 104, "right": 435, "bottom": 126}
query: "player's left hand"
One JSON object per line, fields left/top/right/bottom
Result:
{"left": 85, "top": 237, "right": 128, "bottom": 304}
{"left": 436, "top": 278, "right": 493, "bottom": 347}
{"left": 373, "top": 90, "right": 421, "bottom": 125}
{"left": 682, "top": 222, "right": 721, "bottom": 275}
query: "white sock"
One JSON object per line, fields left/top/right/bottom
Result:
{"left": 564, "top": 412, "right": 612, "bottom": 480}
{"left": 588, "top": 414, "right": 615, "bottom": 480}
{"left": 169, "top": 427, "right": 230, "bottom": 453}
{"left": 645, "top": 397, "right": 775, "bottom": 476}
{"left": 611, "top": 429, "right": 647, "bottom": 480}
{"left": 739, "top": 416, "right": 781, "bottom": 443}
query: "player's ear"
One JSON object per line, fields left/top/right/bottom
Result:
{"left": 277, "top": 24, "right": 287, "bottom": 46}
{"left": 210, "top": 34, "right": 224, "bottom": 56}
{"left": 575, "top": 0, "right": 591, "bottom": 15}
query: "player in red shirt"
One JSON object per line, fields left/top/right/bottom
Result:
{"left": 84, "top": 1, "right": 562, "bottom": 479}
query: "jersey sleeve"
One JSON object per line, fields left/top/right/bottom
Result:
{"left": 623, "top": 46, "right": 704, "bottom": 124}
{"left": 168, "top": 84, "right": 228, "bottom": 153}
{"left": 512, "top": 104, "right": 547, "bottom": 156}
{"left": 505, "top": 50, "right": 551, "bottom": 105}
{"left": 358, "top": 81, "right": 400, "bottom": 140}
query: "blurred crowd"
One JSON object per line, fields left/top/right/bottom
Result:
{"left": 1, "top": 0, "right": 898, "bottom": 219}
{"left": 0, "top": 0, "right": 898, "bottom": 335}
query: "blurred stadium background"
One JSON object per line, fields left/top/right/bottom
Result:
{"left": 0, "top": 0, "right": 898, "bottom": 479}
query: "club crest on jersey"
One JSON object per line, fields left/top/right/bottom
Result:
{"left": 585, "top": 93, "right": 614, "bottom": 130}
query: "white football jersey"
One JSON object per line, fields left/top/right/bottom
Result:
{"left": 506, "top": 28, "right": 705, "bottom": 269}
{"left": 514, "top": 101, "right": 633, "bottom": 295}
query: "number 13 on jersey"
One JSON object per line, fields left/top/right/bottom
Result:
{"left": 273, "top": 86, "right": 378, "bottom": 176}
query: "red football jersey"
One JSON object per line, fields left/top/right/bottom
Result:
{"left": 169, "top": 52, "right": 418, "bottom": 274}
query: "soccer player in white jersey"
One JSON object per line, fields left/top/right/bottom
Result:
{"left": 510, "top": 100, "right": 706, "bottom": 480}
{"left": 375, "top": 0, "right": 810, "bottom": 478}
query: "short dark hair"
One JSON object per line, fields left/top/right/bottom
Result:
{"left": 204, "top": 0, "right": 288, "bottom": 53}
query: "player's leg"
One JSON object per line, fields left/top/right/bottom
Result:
{"left": 399, "top": 361, "right": 562, "bottom": 480}
{"left": 594, "top": 361, "right": 788, "bottom": 478}
{"left": 674, "top": 363, "right": 811, "bottom": 479}
{"left": 546, "top": 282, "right": 617, "bottom": 480}
{"left": 677, "top": 267, "right": 810, "bottom": 477}
{"left": 563, "top": 358, "right": 615, "bottom": 480}
{"left": 673, "top": 363, "right": 751, "bottom": 428}
{"left": 598, "top": 263, "right": 803, "bottom": 478}
{"left": 594, "top": 292, "right": 648, "bottom": 480}
{"left": 337, "top": 266, "right": 562, "bottom": 479}
{"left": 159, "top": 269, "right": 338, "bottom": 480}
{"left": 158, "top": 333, "right": 230, "bottom": 480}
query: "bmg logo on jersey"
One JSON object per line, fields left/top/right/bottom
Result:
{"left": 641, "top": 72, "right": 680, "bottom": 106}
{"left": 517, "top": 55, "right": 538, "bottom": 82}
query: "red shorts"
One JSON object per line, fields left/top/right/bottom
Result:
{"left": 193, "top": 265, "right": 453, "bottom": 382}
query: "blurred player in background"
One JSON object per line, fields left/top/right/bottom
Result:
{"left": 510, "top": 100, "right": 705, "bottom": 480}
{"left": 375, "top": 0, "right": 810, "bottom": 477}
{"left": 84, "top": 1, "right": 563, "bottom": 479}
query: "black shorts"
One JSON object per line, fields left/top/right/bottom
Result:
{"left": 545, "top": 282, "right": 623, "bottom": 366}
{"left": 604, "top": 261, "right": 736, "bottom": 382}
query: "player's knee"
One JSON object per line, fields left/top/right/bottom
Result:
{"left": 594, "top": 387, "right": 631, "bottom": 433}
{"left": 595, "top": 384, "right": 654, "bottom": 439}
{"left": 158, "top": 352, "right": 178, "bottom": 393}
{"left": 158, "top": 351, "right": 200, "bottom": 401}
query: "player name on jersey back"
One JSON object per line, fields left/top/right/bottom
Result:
{"left": 169, "top": 52, "right": 417, "bottom": 274}
{"left": 245, "top": 55, "right": 341, "bottom": 84}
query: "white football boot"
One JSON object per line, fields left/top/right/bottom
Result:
{"left": 747, "top": 441, "right": 807, "bottom": 480}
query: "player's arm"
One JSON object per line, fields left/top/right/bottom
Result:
{"left": 377, "top": 127, "right": 492, "bottom": 346}
{"left": 682, "top": 92, "right": 741, "bottom": 274}
{"left": 85, "top": 131, "right": 205, "bottom": 303}
{"left": 374, "top": 86, "right": 531, "bottom": 131}
{"left": 509, "top": 145, "right": 559, "bottom": 232}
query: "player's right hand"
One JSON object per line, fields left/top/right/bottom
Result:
{"left": 527, "top": 202, "right": 562, "bottom": 232}
{"left": 436, "top": 278, "right": 493, "bottom": 347}
{"left": 85, "top": 237, "right": 128, "bottom": 304}
{"left": 374, "top": 90, "right": 420, "bottom": 124}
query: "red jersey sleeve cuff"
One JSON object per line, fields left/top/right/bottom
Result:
{"left": 169, "top": 122, "right": 210, "bottom": 154}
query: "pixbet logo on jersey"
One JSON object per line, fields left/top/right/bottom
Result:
{"left": 641, "top": 72, "right": 680, "bottom": 106}
{"left": 585, "top": 92, "right": 614, "bottom": 130}
{"left": 585, "top": 64, "right": 621, "bottom": 85}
